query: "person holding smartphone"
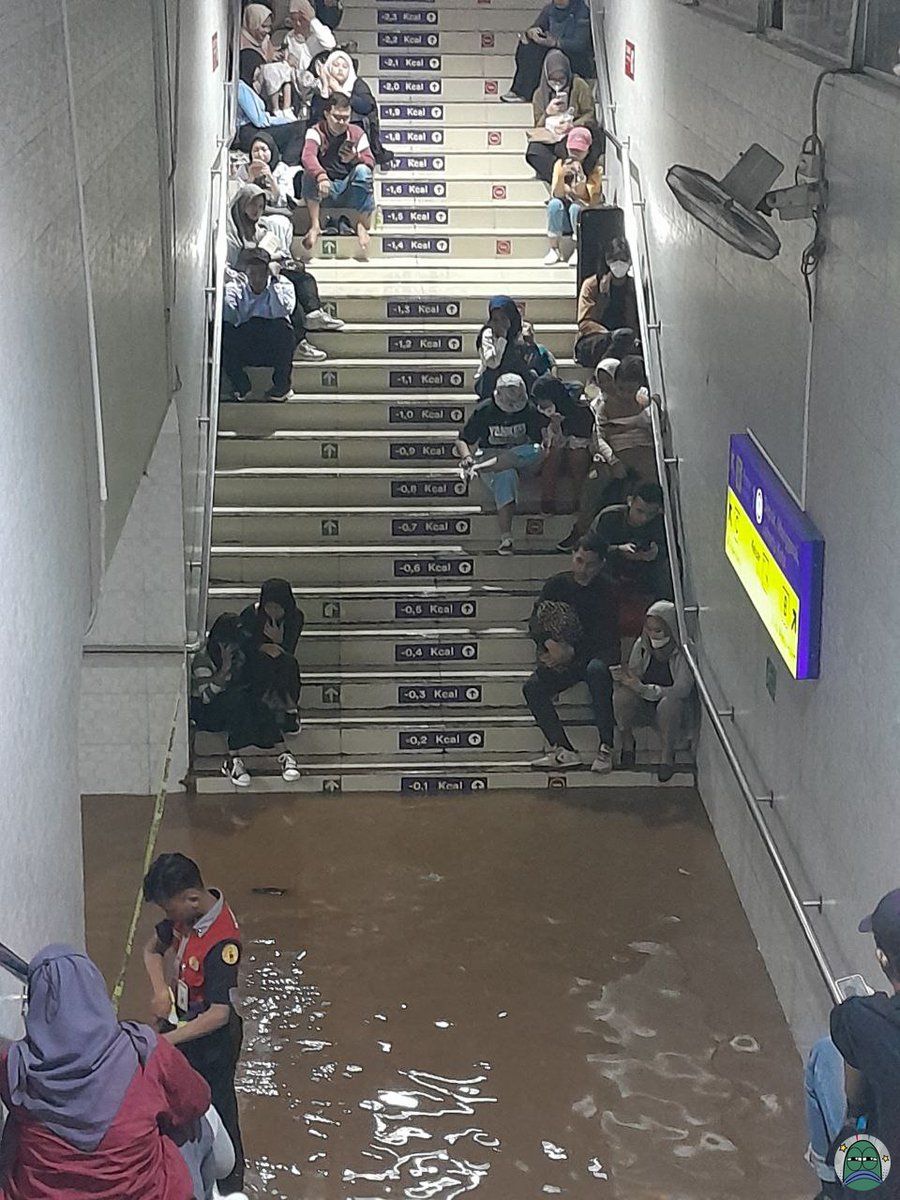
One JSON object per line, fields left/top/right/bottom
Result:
{"left": 301, "top": 93, "right": 375, "bottom": 258}
{"left": 544, "top": 126, "right": 604, "bottom": 265}
{"left": 502, "top": 0, "right": 594, "bottom": 103}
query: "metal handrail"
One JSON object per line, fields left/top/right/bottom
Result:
{"left": 602, "top": 128, "right": 842, "bottom": 1005}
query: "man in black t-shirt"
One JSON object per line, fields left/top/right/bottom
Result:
{"left": 804, "top": 888, "right": 900, "bottom": 1199}
{"left": 592, "top": 481, "right": 673, "bottom": 600}
{"left": 523, "top": 533, "right": 619, "bottom": 774}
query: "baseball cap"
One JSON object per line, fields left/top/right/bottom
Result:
{"left": 566, "top": 127, "right": 592, "bottom": 153}
{"left": 859, "top": 888, "right": 900, "bottom": 958}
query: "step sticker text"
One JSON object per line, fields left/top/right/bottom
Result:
{"left": 400, "top": 730, "right": 485, "bottom": 750}
{"left": 398, "top": 683, "right": 482, "bottom": 704}
{"left": 391, "top": 516, "right": 471, "bottom": 536}
{"left": 379, "top": 54, "right": 442, "bottom": 72}
{"left": 387, "top": 299, "right": 460, "bottom": 319}
{"left": 393, "top": 558, "right": 474, "bottom": 577}
{"left": 395, "top": 642, "right": 478, "bottom": 662}
{"left": 389, "top": 441, "right": 456, "bottom": 460}
{"left": 389, "top": 404, "right": 465, "bottom": 423}
{"left": 388, "top": 155, "right": 445, "bottom": 171}
{"left": 389, "top": 369, "right": 464, "bottom": 388}
{"left": 387, "top": 334, "right": 461, "bottom": 353}
{"left": 378, "top": 31, "right": 440, "bottom": 48}
{"left": 378, "top": 9, "right": 440, "bottom": 23}
{"left": 395, "top": 600, "right": 477, "bottom": 619}
{"left": 401, "top": 776, "right": 488, "bottom": 793}
{"left": 390, "top": 479, "right": 468, "bottom": 499}
{"left": 381, "top": 180, "right": 447, "bottom": 199}
{"left": 381, "top": 104, "right": 444, "bottom": 121}
{"left": 379, "top": 79, "right": 442, "bottom": 95}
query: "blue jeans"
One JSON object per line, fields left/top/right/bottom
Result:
{"left": 303, "top": 163, "right": 375, "bottom": 215}
{"left": 805, "top": 1036, "right": 847, "bottom": 1182}
{"left": 475, "top": 443, "right": 543, "bottom": 509}
{"left": 547, "top": 196, "right": 585, "bottom": 240}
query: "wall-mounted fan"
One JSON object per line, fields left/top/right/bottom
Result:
{"left": 667, "top": 143, "right": 827, "bottom": 261}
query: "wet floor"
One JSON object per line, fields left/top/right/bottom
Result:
{"left": 83, "top": 788, "right": 813, "bottom": 1199}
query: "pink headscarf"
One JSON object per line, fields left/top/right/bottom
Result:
{"left": 241, "top": 4, "right": 277, "bottom": 62}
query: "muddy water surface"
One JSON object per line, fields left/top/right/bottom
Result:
{"left": 83, "top": 788, "right": 813, "bottom": 1199}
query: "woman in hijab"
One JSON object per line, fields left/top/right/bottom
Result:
{"left": 0, "top": 945, "right": 218, "bottom": 1199}
{"left": 613, "top": 601, "right": 694, "bottom": 781}
{"left": 575, "top": 236, "right": 640, "bottom": 366}
{"left": 455, "top": 373, "right": 548, "bottom": 555}
{"left": 236, "top": 48, "right": 307, "bottom": 164}
{"left": 239, "top": 578, "right": 304, "bottom": 657}
{"left": 524, "top": 49, "right": 595, "bottom": 185}
{"left": 503, "top": 0, "right": 593, "bottom": 104}
{"left": 309, "top": 50, "right": 392, "bottom": 167}
{"left": 474, "top": 297, "right": 533, "bottom": 400}
{"left": 236, "top": 132, "right": 299, "bottom": 209}
{"left": 226, "top": 185, "right": 334, "bottom": 358}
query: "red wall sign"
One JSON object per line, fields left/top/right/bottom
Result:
{"left": 624, "top": 40, "right": 635, "bottom": 79}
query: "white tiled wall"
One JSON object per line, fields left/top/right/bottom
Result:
{"left": 600, "top": 1, "right": 900, "bottom": 1052}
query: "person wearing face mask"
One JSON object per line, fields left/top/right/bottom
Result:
{"left": 544, "top": 126, "right": 604, "bottom": 265}
{"left": 802, "top": 888, "right": 900, "bottom": 1200}
{"left": 454, "top": 373, "right": 548, "bottom": 555}
{"left": 502, "top": 0, "right": 593, "bottom": 104}
{"left": 236, "top": 48, "right": 308, "bottom": 164}
{"left": 524, "top": 51, "right": 595, "bottom": 186}
{"left": 613, "top": 600, "right": 693, "bottom": 780}
{"left": 575, "top": 237, "right": 640, "bottom": 367}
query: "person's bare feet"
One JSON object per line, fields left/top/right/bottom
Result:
{"left": 356, "top": 223, "right": 371, "bottom": 255}
{"left": 302, "top": 226, "right": 320, "bottom": 252}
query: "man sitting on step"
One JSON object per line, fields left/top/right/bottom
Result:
{"left": 301, "top": 92, "right": 375, "bottom": 258}
{"left": 523, "top": 533, "right": 620, "bottom": 774}
{"left": 222, "top": 248, "right": 297, "bottom": 402}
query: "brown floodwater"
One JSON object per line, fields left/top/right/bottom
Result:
{"left": 83, "top": 788, "right": 814, "bottom": 1199}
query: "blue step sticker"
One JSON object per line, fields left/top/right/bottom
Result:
{"left": 395, "top": 642, "right": 478, "bottom": 662}
{"left": 387, "top": 299, "right": 460, "bottom": 319}
{"left": 378, "top": 8, "right": 440, "bottom": 22}
{"left": 389, "top": 154, "right": 445, "bottom": 171}
{"left": 401, "top": 776, "right": 488, "bottom": 793}
{"left": 379, "top": 54, "right": 442, "bottom": 72}
{"left": 389, "top": 368, "right": 464, "bottom": 388}
{"left": 391, "top": 516, "right": 471, "bottom": 536}
{"left": 379, "top": 79, "right": 442, "bottom": 95}
{"left": 381, "top": 104, "right": 444, "bottom": 121}
{"left": 388, "top": 334, "right": 462, "bottom": 354}
{"left": 393, "top": 558, "right": 474, "bottom": 577}
{"left": 382, "top": 129, "right": 445, "bottom": 146}
{"left": 398, "top": 683, "right": 483, "bottom": 704}
{"left": 389, "top": 441, "right": 456, "bottom": 460}
{"left": 390, "top": 478, "right": 468, "bottom": 499}
{"left": 383, "top": 205, "right": 448, "bottom": 224}
{"left": 400, "top": 729, "right": 485, "bottom": 750}
{"left": 378, "top": 31, "right": 440, "bottom": 48}
{"left": 395, "top": 600, "right": 478, "bottom": 620}
{"left": 381, "top": 180, "right": 447, "bottom": 199}
{"left": 389, "top": 404, "right": 465, "bottom": 423}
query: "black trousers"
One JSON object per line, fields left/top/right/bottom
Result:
{"left": 510, "top": 39, "right": 548, "bottom": 100}
{"left": 525, "top": 137, "right": 567, "bottom": 184}
{"left": 182, "top": 1013, "right": 244, "bottom": 1193}
{"left": 282, "top": 266, "right": 322, "bottom": 342}
{"left": 523, "top": 657, "right": 615, "bottom": 747}
{"left": 237, "top": 119, "right": 307, "bottom": 165}
{"left": 221, "top": 317, "right": 294, "bottom": 395}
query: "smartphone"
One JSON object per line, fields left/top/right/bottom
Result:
{"left": 835, "top": 973, "right": 874, "bottom": 999}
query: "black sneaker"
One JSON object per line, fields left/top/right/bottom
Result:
{"left": 556, "top": 527, "right": 578, "bottom": 552}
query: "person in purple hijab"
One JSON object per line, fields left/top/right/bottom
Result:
{"left": 0, "top": 944, "right": 227, "bottom": 1200}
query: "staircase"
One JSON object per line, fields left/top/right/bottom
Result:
{"left": 199, "top": 0, "right": 691, "bottom": 793}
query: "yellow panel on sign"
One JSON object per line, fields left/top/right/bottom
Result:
{"left": 725, "top": 487, "right": 800, "bottom": 676}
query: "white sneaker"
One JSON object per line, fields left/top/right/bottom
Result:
{"left": 531, "top": 747, "right": 583, "bottom": 769}
{"left": 567, "top": 248, "right": 579, "bottom": 266}
{"left": 265, "top": 387, "right": 298, "bottom": 402}
{"left": 222, "top": 756, "right": 251, "bottom": 787}
{"left": 543, "top": 247, "right": 561, "bottom": 266}
{"left": 295, "top": 339, "right": 327, "bottom": 361}
{"left": 591, "top": 744, "right": 613, "bottom": 774}
{"left": 278, "top": 751, "right": 301, "bottom": 782}
{"left": 497, "top": 534, "right": 514, "bottom": 555}
{"left": 305, "top": 308, "right": 345, "bottom": 331}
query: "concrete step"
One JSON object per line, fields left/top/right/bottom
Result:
{"left": 307, "top": 290, "right": 571, "bottom": 326}
{"left": 377, "top": 177, "right": 547, "bottom": 204}
{"left": 359, "top": 52, "right": 509, "bottom": 78}
{"left": 295, "top": 625, "right": 534, "bottom": 668}
{"left": 346, "top": 9, "right": 535, "bottom": 33}
{"left": 355, "top": 31, "right": 518, "bottom": 57}
{"left": 344, "top": 0, "right": 531, "bottom": 11}
{"left": 297, "top": 229, "right": 554, "bottom": 263}
{"left": 309, "top": 259, "right": 574, "bottom": 286}
{"left": 376, "top": 77, "right": 516, "bottom": 103}
{"left": 367, "top": 203, "right": 548, "bottom": 234}
{"left": 378, "top": 101, "right": 534, "bottom": 127}
{"left": 292, "top": 323, "right": 572, "bottom": 359}
{"left": 213, "top": 509, "right": 571, "bottom": 545}
{"left": 280, "top": 358, "right": 580, "bottom": 393}
{"left": 377, "top": 125, "right": 528, "bottom": 153}
{"left": 210, "top": 543, "right": 561, "bottom": 585}
{"left": 213, "top": 465, "right": 474, "bottom": 506}
{"left": 207, "top": 583, "right": 543, "bottom": 627}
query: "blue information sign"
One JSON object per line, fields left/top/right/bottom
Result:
{"left": 401, "top": 776, "right": 488, "bottom": 794}
{"left": 378, "top": 8, "right": 440, "bottom": 22}
{"left": 379, "top": 54, "right": 442, "bottom": 72}
{"left": 378, "top": 31, "right": 440, "bottom": 48}
{"left": 390, "top": 478, "right": 468, "bottom": 499}
{"left": 392, "top": 517, "right": 471, "bottom": 536}
{"left": 393, "top": 558, "right": 474, "bottom": 577}
{"left": 398, "top": 683, "right": 483, "bottom": 704}
{"left": 389, "top": 155, "right": 445, "bottom": 171}
{"left": 379, "top": 79, "right": 442, "bottom": 95}
{"left": 381, "top": 180, "right": 447, "bottom": 200}
{"left": 382, "top": 129, "right": 445, "bottom": 146}
{"left": 381, "top": 104, "right": 444, "bottom": 121}
{"left": 399, "top": 730, "right": 485, "bottom": 750}
{"left": 395, "top": 600, "right": 477, "bottom": 620}
{"left": 725, "top": 433, "right": 824, "bottom": 679}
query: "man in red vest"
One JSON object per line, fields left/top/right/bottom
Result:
{"left": 142, "top": 853, "right": 245, "bottom": 1195}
